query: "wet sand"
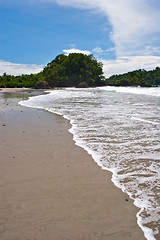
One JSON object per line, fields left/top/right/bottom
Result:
{"left": 0, "top": 89, "right": 145, "bottom": 240}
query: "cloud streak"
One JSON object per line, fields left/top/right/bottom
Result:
{"left": 1, "top": 56, "right": 160, "bottom": 78}
{"left": 0, "top": 61, "right": 43, "bottom": 76}
{"left": 53, "top": 0, "right": 160, "bottom": 76}
{"left": 63, "top": 48, "right": 91, "bottom": 55}
{"left": 102, "top": 56, "right": 160, "bottom": 78}
{"left": 1, "top": 0, "right": 160, "bottom": 76}
{"left": 7, "top": 0, "right": 159, "bottom": 57}
{"left": 44, "top": 0, "right": 160, "bottom": 57}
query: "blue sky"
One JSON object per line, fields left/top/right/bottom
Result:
{"left": 1, "top": 0, "right": 160, "bottom": 77}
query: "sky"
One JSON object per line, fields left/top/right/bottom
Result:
{"left": 0, "top": 0, "right": 160, "bottom": 77}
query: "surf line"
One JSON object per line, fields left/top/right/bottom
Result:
{"left": 131, "top": 116, "right": 160, "bottom": 125}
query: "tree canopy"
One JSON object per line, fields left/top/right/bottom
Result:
{"left": 105, "top": 67, "right": 160, "bottom": 87}
{"left": 42, "top": 53, "right": 105, "bottom": 87}
{"left": 0, "top": 53, "right": 105, "bottom": 88}
{"left": 0, "top": 54, "right": 160, "bottom": 88}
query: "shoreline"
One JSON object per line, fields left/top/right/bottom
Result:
{"left": 0, "top": 89, "right": 145, "bottom": 240}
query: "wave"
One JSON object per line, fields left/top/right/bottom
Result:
{"left": 100, "top": 86, "right": 160, "bottom": 97}
{"left": 131, "top": 116, "right": 160, "bottom": 125}
{"left": 19, "top": 87, "right": 160, "bottom": 240}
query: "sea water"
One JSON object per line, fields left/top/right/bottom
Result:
{"left": 19, "top": 86, "right": 160, "bottom": 240}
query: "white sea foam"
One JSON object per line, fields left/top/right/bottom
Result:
{"left": 100, "top": 86, "right": 160, "bottom": 97}
{"left": 19, "top": 87, "right": 160, "bottom": 240}
{"left": 131, "top": 116, "right": 160, "bottom": 125}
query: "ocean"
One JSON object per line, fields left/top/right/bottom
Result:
{"left": 19, "top": 86, "right": 160, "bottom": 240}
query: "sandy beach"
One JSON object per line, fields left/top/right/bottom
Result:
{"left": 0, "top": 89, "right": 145, "bottom": 240}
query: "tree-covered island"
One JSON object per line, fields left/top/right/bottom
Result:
{"left": 0, "top": 53, "right": 105, "bottom": 88}
{"left": 0, "top": 53, "right": 160, "bottom": 88}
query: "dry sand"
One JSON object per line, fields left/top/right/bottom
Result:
{"left": 0, "top": 89, "right": 145, "bottom": 240}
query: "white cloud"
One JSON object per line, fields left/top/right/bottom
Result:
{"left": 2, "top": 0, "right": 160, "bottom": 76}
{"left": 92, "top": 47, "right": 116, "bottom": 57}
{"left": 0, "top": 60, "right": 43, "bottom": 76}
{"left": 102, "top": 0, "right": 160, "bottom": 56}
{"left": 105, "top": 47, "right": 115, "bottom": 53}
{"left": 143, "top": 46, "right": 160, "bottom": 55}
{"left": 63, "top": 48, "right": 91, "bottom": 55}
{"left": 57, "top": 0, "right": 160, "bottom": 77}
{"left": 101, "top": 56, "right": 160, "bottom": 78}
{"left": 2, "top": 0, "right": 160, "bottom": 57}
{"left": 1, "top": 55, "right": 160, "bottom": 79}
{"left": 45, "top": 0, "right": 160, "bottom": 57}
{"left": 92, "top": 47, "right": 104, "bottom": 54}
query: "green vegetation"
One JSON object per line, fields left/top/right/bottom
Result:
{"left": 0, "top": 53, "right": 105, "bottom": 88}
{"left": 0, "top": 72, "right": 42, "bottom": 88}
{"left": 106, "top": 67, "right": 160, "bottom": 87}
{"left": 43, "top": 53, "right": 105, "bottom": 87}
{"left": 1, "top": 54, "right": 160, "bottom": 88}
